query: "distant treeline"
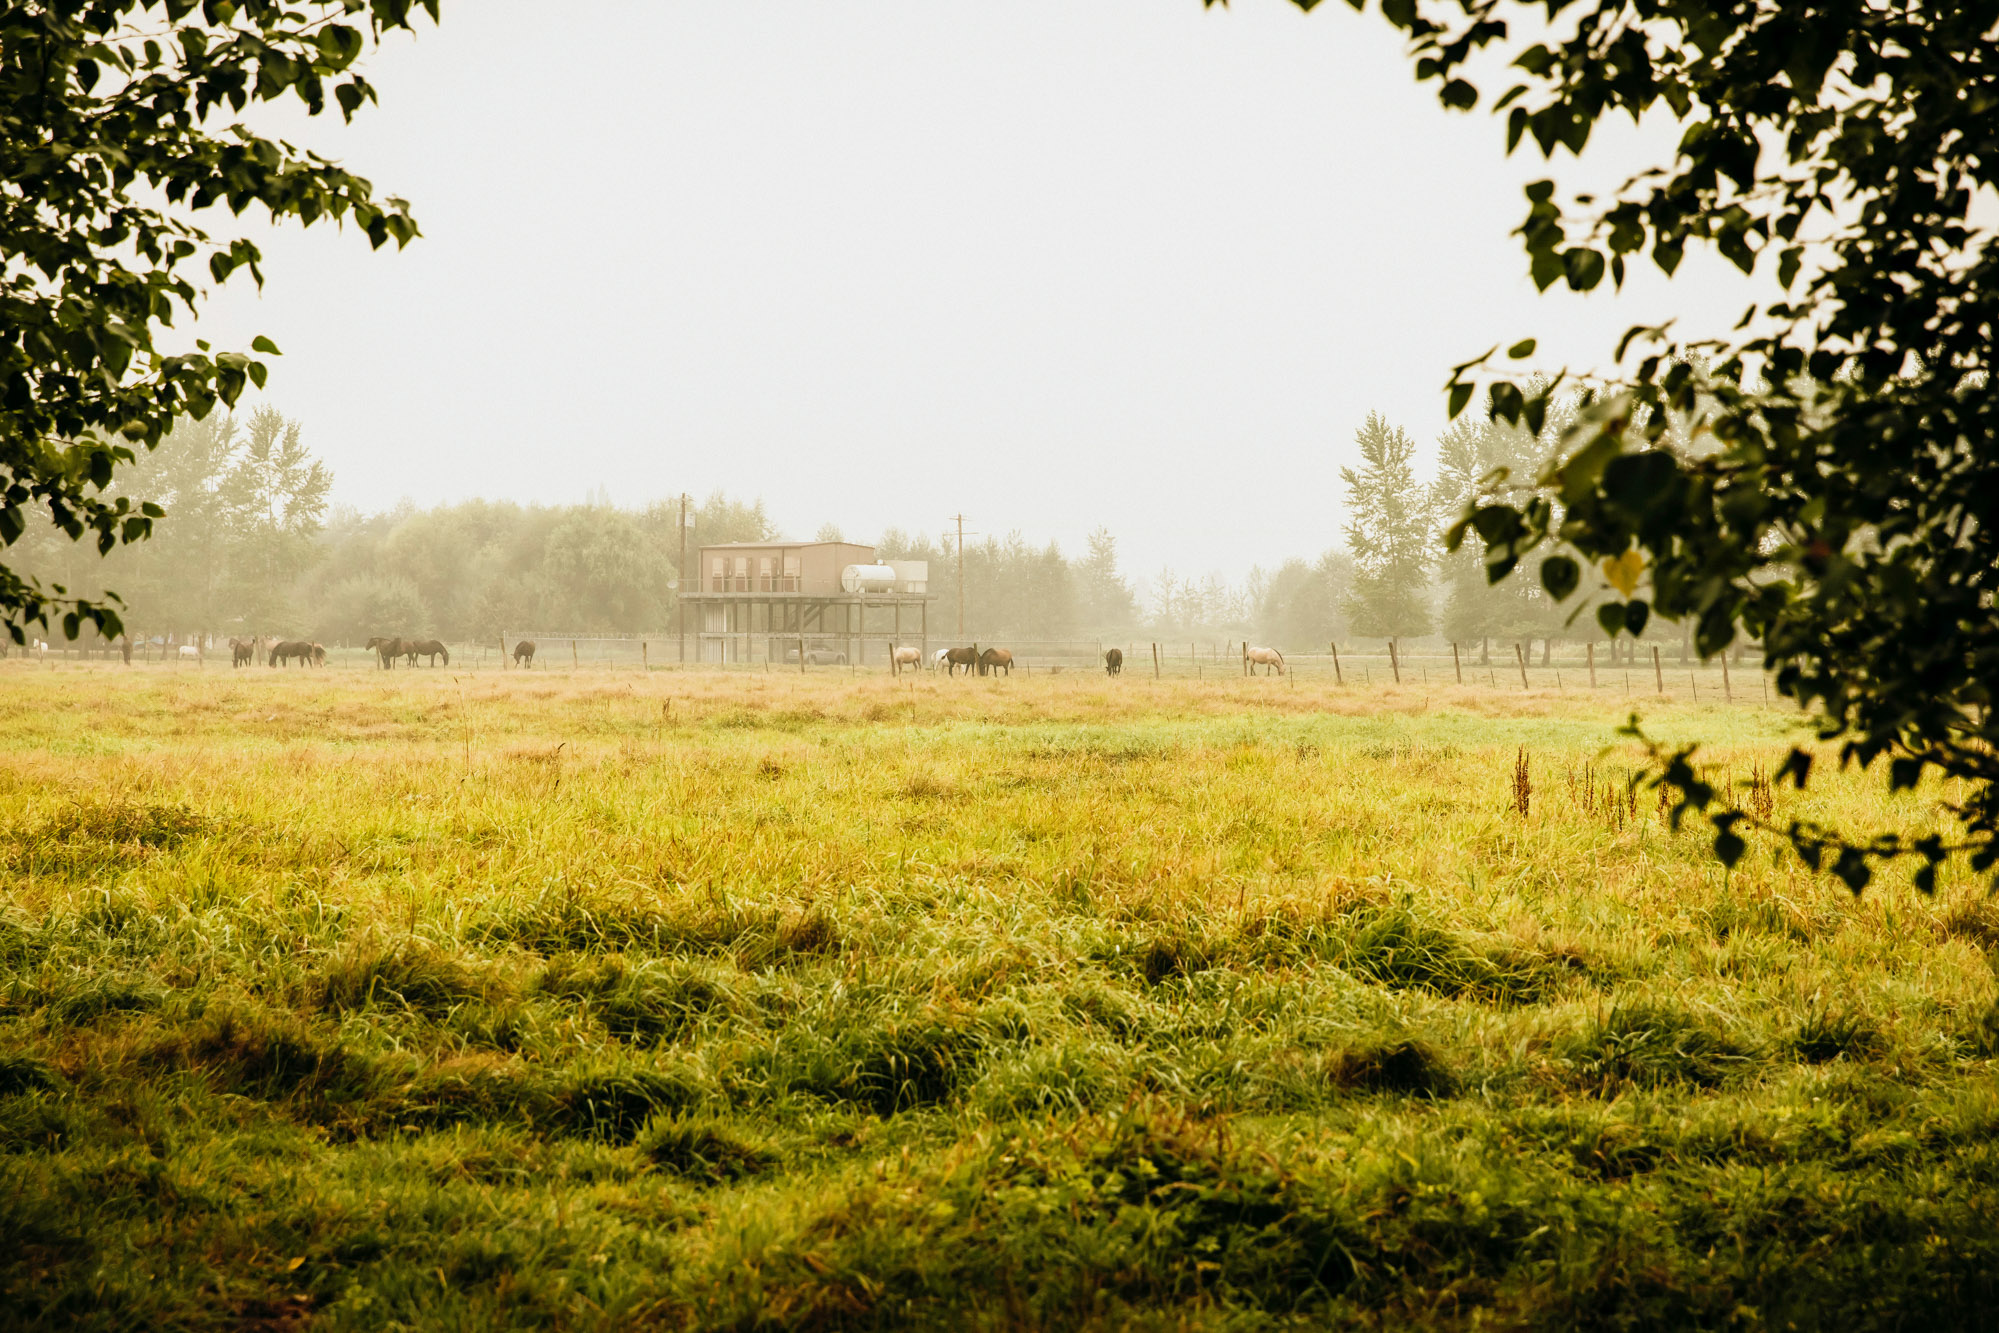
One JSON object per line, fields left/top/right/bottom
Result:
{"left": 11, "top": 396, "right": 1704, "bottom": 657}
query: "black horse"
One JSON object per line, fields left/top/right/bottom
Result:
{"left": 1104, "top": 648, "right": 1123, "bottom": 676}
{"left": 511, "top": 640, "right": 536, "bottom": 668}
{"left": 365, "top": 636, "right": 404, "bottom": 669}
{"left": 269, "top": 639, "right": 315, "bottom": 667}
{"left": 940, "top": 644, "right": 980, "bottom": 677}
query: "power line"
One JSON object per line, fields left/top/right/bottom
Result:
{"left": 947, "top": 514, "right": 979, "bottom": 639}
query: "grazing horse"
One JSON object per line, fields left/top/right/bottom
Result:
{"left": 1104, "top": 647, "right": 1124, "bottom": 676}
{"left": 269, "top": 639, "right": 315, "bottom": 667}
{"left": 230, "top": 637, "right": 255, "bottom": 667}
{"left": 178, "top": 644, "right": 201, "bottom": 662}
{"left": 940, "top": 645, "right": 980, "bottom": 677}
{"left": 310, "top": 643, "right": 327, "bottom": 666}
{"left": 931, "top": 648, "right": 951, "bottom": 672}
{"left": 365, "top": 636, "right": 404, "bottom": 669}
{"left": 1246, "top": 646, "right": 1285, "bottom": 676}
{"left": 403, "top": 638, "right": 449, "bottom": 667}
{"left": 978, "top": 647, "right": 1014, "bottom": 677}
{"left": 511, "top": 640, "right": 536, "bottom": 668}
{"left": 890, "top": 645, "right": 922, "bottom": 676}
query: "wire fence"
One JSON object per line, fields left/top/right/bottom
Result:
{"left": 6, "top": 633, "right": 1771, "bottom": 704}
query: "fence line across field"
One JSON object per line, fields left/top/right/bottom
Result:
{"left": 2, "top": 633, "right": 1770, "bottom": 703}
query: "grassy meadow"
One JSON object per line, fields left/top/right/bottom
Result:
{"left": 1, "top": 662, "right": 1995, "bottom": 1330}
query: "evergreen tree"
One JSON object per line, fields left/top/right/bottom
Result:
{"left": 1341, "top": 414, "right": 1432, "bottom": 641}
{"left": 1075, "top": 527, "right": 1137, "bottom": 634}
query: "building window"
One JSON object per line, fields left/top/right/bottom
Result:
{"left": 709, "top": 555, "right": 724, "bottom": 593}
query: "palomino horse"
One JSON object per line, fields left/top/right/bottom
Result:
{"left": 940, "top": 645, "right": 980, "bottom": 677}
{"left": 1104, "top": 647, "right": 1123, "bottom": 676}
{"left": 269, "top": 640, "right": 316, "bottom": 667}
{"left": 978, "top": 647, "right": 1014, "bottom": 677}
{"left": 511, "top": 640, "right": 537, "bottom": 668}
{"left": 1246, "top": 646, "right": 1285, "bottom": 675}
{"left": 403, "top": 638, "right": 449, "bottom": 667}
{"left": 365, "top": 636, "right": 405, "bottom": 669}
{"left": 890, "top": 645, "right": 922, "bottom": 676}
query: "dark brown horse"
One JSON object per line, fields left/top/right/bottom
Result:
{"left": 940, "top": 644, "right": 980, "bottom": 677}
{"left": 269, "top": 639, "right": 315, "bottom": 667}
{"left": 403, "top": 638, "right": 449, "bottom": 667}
{"left": 511, "top": 640, "right": 536, "bottom": 668}
{"left": 230, "top": 637, "right": 256, "bottom": 667}
{"left": 365, "top": 636, "right": 404, "bottom": 669}
{"left": 1104, "top": 647, "right": 1123, "bottom": 676}
{"left": 978, "top": 647, "right": 1014, "bottom": 677}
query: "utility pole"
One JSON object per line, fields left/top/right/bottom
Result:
{"left": 948, "top": 514, "right": 977, "bottom": 639}
{"left": 678, "top": 493, "right": 691, "bottom": 662}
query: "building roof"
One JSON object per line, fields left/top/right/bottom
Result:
{"left": 696, "top": 539, "right": 872, "bottom": 549}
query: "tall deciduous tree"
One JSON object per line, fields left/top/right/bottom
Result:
{"left": 1341, "top": 413, "right": 1432, "bottom": 642}
{"left": 1261, "top": 0, "right": 1999, "bottom": 889}
{"left": 0, "top": 0, "right": 433, "bottom": 643}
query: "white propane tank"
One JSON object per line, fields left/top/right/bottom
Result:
{"left": 841, "top": 563, "right": 899, "bottom": 593}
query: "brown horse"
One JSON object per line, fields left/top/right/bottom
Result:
{"left": 269, "top": 639, "right": 315, "bottom": 667}
{"left": 511, "top": 640, "right": 536, "bottom": 668}
{"left": 365, "top": 636, "right": 404, "bottom": 669}
{"left": 403, "top": 638, "right": 449, "bottom": 667}
{"left": 940, "top": 645, "right": 980, "bottom": 677}
{"left": 978, "top": 647, "right": 1014, "bottom": 677}
{"left": 1104, "top": 648, "right": 1123, "bottom": 676}
{"left": 310, "top": 643, "right": 326, "bottom": 666}
{"left": 230, "top": 637, "right": 256, "bottom": 667}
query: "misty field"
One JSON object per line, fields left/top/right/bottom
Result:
{"left": 1, "top": 665, "right": 1996, "bottom": 1331}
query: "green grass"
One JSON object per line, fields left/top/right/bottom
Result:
{"left": 0, "top": 664, "right": 1994, "bottom": 1329}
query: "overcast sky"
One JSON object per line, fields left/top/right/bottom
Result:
{"left": 194, "top": 0, "right": 1772, "bottom": 585}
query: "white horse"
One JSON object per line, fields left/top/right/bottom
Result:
{"left": 31, "top": 639, "right": 48, "bottom": 662}
{"left": 931, "top": 648, "right": 951, "bottom": 672}
{"left": 178, "top": 644, "right": 201, "bottom": 662}
{"left": 1246, "top": 646, "right": 1285, "bottom": 675}
{"left": 890, "top": 645, "right": 923, "bottom": 676}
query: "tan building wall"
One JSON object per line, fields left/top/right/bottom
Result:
{"left": 697, "top": 541, "right": 875, "bottom": 597}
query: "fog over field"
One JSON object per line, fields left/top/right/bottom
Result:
{"left": 190, "top": 0, "right": 1773, "bottom": 581}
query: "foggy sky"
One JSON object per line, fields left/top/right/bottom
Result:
{"left": 193, "top": 0, "right": 1773, "bottom": 584}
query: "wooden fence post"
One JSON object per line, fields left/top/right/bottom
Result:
{"left": 1587, "top": 641, "right": 1596, "bottom": 689}
{"left": 1652, "top": 646, "right": 1664, "bottom": 694}
{"left": 1388, "top": 638, "right": 1401, "bottom": 684}
{"left": 1514, "top": 641, "right": 1529, "bottom": 689}
{"left": 1152, "top": 642, "right": 1161, "bottom": 679}
{"left": 641, "top": 639, "right": 649, "bottom": 671}
{"left": 1720, "top": 651, "right": 1732, "bottom": 702}
{"left": 1452, "top": 641, "right": 1462, "bottom": 684}
{"left": 1330, "top": 643, "right": 1342, "bottom": 685}
{"left": 501, "top": 633, "right": 509, "bottom": 669}
{"left": 571, "top": 639, "right": 579, "bottom": 670}
{"left": 1241, "top": 641, "right": 1248, "bottom": 677}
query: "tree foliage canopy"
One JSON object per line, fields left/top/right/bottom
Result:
{"left": 1261, "top": 0, "right": 1999, "bottom": 891}
{"left": 0, "top": 0, "right": 433, "bottom": 641}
